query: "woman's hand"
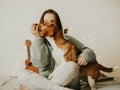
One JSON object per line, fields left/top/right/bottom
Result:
{"left": 77, "top": 56, "right": 88, "bottom": 66}
{"left": 31, "top": 24, "right": 41, "bottom": 38}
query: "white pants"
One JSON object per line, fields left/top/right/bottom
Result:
{"left": 50, "top": 61, "right": 80, "bottom": 89}
{"left": 18, "top": 61, "right": 79, "bottom": 90}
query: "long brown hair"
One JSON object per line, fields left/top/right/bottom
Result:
{"left": 39, "top": 9, "right": 63, "bottom": 33}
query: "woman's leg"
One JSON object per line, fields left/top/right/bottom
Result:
{"left": 50, "top": 61, "right": 80, "bottom": 90}
{"left": 18, "top": 70, "right": 74, "bottom": 90}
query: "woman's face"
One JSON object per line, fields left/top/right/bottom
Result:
{"left": 43, "top": 13, "right": 56, "bottom": 26}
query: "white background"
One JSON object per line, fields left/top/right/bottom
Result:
{"left": 0, "top": 0, "right": 120, "bottom": 76}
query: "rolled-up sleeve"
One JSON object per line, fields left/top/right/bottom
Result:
{"left": 65, "top": 35, "right": 96, "bottom": 63}
{"left": 80, "top": 47, "right": 96, "bottom": 63}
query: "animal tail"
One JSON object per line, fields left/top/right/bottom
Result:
{"left": 100, "top": 65, "right": 120, "bottom": 72}
{"left": 100, "top": 64, "right": 113, "bottom": 72}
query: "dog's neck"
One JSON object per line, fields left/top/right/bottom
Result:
{"left": 47, "top": 31, "right": 66, "bottom": 48}
{"left": 53, "top": 31, "right": 67, "bottom": 50}
{"left": 46, "top": 31, "right": 66, "bottom": 64}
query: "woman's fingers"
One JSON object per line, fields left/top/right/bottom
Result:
{"left": 31, "top": 24, "right": 41, "bottom": 38}
{"left": 77, "top": 57, "right": 88, "bottom": 66}
{"left": 31, "top": 24, "right": 38, "bottom": 32}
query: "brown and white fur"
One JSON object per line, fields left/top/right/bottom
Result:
{"left": 34, "top": 22, "right": 119, "bottom": 90}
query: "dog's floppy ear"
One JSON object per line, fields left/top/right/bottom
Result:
{"left": 42, "top": 22, "right": 53, "bottom": 26}
{"left": 47, "top": 23, "right": 57, "bottom": 31}
{"left": 47, "top": 23, "right": 54, "bottom": 27}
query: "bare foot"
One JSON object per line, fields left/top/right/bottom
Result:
{"left": 18, "top": 84, "right": 30, "bottom": 90}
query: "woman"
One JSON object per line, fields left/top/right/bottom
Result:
{"left": 19, "top": 9, "right": 96, "bottom": 90}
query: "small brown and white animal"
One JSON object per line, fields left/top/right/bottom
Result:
{"left": 33, "top": 22, "right": 119, "bottom": 90}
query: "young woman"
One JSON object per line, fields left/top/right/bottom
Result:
{"left": 19, "top": 9, "right": 96, "bottom": 90}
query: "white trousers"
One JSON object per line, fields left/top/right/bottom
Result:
{"left": 18, "top": 61, "right": 79, "bottom": 90}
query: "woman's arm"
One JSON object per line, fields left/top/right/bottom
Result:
{"left": 30, "top": 24, "right": 55, "bottom": 77}
{"left": 65, "top": 35, "right": 96, "bottom": 64}
{"left": 31, "top": 38, "right": 56, "bottom": 77}
{"left": 31, "top": 38, "right": 49, "bottom": 68}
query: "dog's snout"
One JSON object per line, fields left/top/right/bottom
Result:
{"left": 34, "top": 23, "right": 38, "bottom": 26}
{"left": 38, "top": 29, "right": 42, "bottom": 32}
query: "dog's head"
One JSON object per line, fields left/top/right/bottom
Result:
{"left": 33, "top": 22, "right": 56, "bottom": 37}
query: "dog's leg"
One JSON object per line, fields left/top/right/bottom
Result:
{"left": 87, "top": 76, "right": 96, "bottom": 90}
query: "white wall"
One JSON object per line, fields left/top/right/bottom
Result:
{"left": 0, "top": 0, "right": 120, "bottom": 76}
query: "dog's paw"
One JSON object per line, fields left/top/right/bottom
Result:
{"left": 48, "top": 73, "right": 53, "bottom": 80}
{"left": 64, "top": 87, "right": 75, "bottom": 90}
